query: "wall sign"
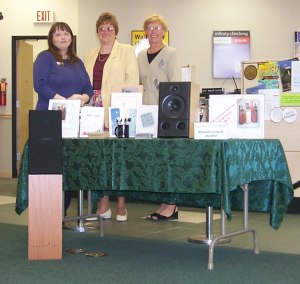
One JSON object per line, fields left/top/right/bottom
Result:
{"left": 213, "top": 30, "right": 250, "bottom": 79}
{"left": 34, "top": 11, "right": 54, "bottom": 23}
{"left": 131, "top": 30, "right": 169, "bottom": 56}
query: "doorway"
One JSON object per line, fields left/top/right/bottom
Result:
{"left": 11, "top": 36, "right": 47, "bottom": 177}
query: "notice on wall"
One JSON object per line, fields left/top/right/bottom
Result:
{"left": 213, "top": 31, "right": 250, "bottom": 79}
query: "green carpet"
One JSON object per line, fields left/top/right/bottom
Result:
{"left": 1, "top": 223, "right": 299, "bottom": 284}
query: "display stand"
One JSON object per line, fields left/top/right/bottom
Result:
{"left": 28, "top": 174, "right": 62, "bottom": 260}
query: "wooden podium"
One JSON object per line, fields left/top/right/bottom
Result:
{"left": 28, "top": 175, "right": 62, "bottom": 260}
{"left": 28, "top": 110, "right": 63, "bottom": 260}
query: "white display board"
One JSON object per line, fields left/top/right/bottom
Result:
{"left": 79, "top": 106, "right": 104, "bottom": 137}
{"left": 209, "top": 94, "right": 264, "bottom": 138}
{"left": 48, "top": 99, "right": 81, "bottom": 138}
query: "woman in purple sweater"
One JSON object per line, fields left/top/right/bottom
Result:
{"left": 34, "top": 22, "right": 93, "bottom": 110}
{"left": 33, "top": 22, "right": 93, "bottom": 215}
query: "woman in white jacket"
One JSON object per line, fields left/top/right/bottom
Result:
{"left": 137, "top": 15, "right": 182, "bottom": 221}
{"left": 85, "top": 12, "right": 139, "bottom": 222}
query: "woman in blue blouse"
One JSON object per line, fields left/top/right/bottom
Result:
{"left": 34, "top": 22, "right": 93, "bottom": 109}
{"left": 33, "top": 22, "right": 94, "bottom": 215}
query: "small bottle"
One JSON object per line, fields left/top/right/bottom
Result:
{"left": 251, "top": 103, "right": 258, "bottom": 123}
{"left": 245, "top": 103, "right": 251, "bottom": 124}
{"left": 239, "top": 105, "right": 246, "bottom": 124}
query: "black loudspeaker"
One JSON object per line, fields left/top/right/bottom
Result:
{"left": 28, "top": 110, "right": 62, "bottom": 174}
{"left": 158, "top": 82, "right": 200, "bottom": 138}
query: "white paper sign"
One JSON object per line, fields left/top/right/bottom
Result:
{"left": 209, "top": 94, "right": 264, "bottom": 138}
{"left": 194, "top": 122, "right": 227, "bottom": 139}
{"left": 79, "top": 106, "right": 104, "bottom": 137}
{"left": 48, "top": 99, "right": 81, "bottom": 138}
{"left": 283, "top": 107, "right": 297, "bottom": 123}
{"left": 258, "top": 89, "right": 280, "bottom": 120}
{"left": 136, "top": 105, "right": 158, "bottom": 138}
{"left": 291, "top": 61, "right": 300, "bottom": 92}
{"left": 111, "top": 92, "right": 143, "bottom": 110}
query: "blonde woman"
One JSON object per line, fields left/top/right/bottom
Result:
{"left": 137, "top": 15, "right": 181, "bottom": 220}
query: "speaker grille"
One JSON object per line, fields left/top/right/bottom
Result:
{"left": 28, "top": 110, "right": 62, "bottom": 174}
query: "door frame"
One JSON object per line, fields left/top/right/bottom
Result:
{"left": 11, "top": 36, "right": 47, "bottom": 177}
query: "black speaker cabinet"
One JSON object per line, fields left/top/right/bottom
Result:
{"left": 158, "top": 82, "right": 200, "bottom": 138}
{"left": 28, "top": 110, "right": 62, "bottom": 174}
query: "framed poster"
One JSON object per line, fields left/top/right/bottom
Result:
{"left": 213, "top": 31, "right": 250, "bottom": 79}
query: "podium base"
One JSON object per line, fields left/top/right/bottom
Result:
{"left": 28, "top": 175, "right": 62, "bottom": 260}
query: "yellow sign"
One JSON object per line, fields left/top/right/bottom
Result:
{"left": 131, "top": 30, "right": 169, "bottom": 47}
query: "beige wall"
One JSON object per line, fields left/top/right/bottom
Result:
{"left": 1, "top": 0, "right": 300, "bottom": 195}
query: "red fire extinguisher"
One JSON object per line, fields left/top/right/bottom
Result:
{"left": 0, "top": 78, "right": 7, "bottom": 106}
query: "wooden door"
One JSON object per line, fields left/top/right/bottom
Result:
{"left": 16, "top": 40, "right": 33, "bottom": 172}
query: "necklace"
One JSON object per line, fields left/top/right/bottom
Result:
{"left": 98, "top": 53, "right": 109, "bottom": 62}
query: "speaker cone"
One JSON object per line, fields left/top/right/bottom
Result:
{"left": 176, "top": 121, "right": 186, "bottom": 131}
{"left": 161, "top": 94, "right": 186, "bottom": 119}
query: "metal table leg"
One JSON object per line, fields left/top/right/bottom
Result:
{"left": 187, "top": 206, "right": 230, "bottom": 245}
{"left": 63, "top": 190, "right": 104, "bottom": 236}
{"left": 74, "top": 190, "right": 86, "bottom": 232}
{"left": 207, "top": 184, "right": 259, "bottom": 270}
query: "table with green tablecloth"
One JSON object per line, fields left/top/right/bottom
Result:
{"left": 16, "top": 138, "right": 293, "bottom": 230}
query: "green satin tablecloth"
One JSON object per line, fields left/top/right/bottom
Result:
{"left": 15, "top": 138, "right": 293, "bottom": 229}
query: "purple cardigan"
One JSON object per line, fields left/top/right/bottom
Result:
{"left": 33, "top": 50, "right": 93, "bottom": 110}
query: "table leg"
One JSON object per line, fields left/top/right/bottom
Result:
{"left": 74, "top": 190, "right": 86, "bottom": 232}
{"left": 62, "top": 190, "right": 103, "bottom": 235}
{"left": 207, "top": 184, "right": 259, "bottom": 270}
{"left": 87, "top": 190, "right": 92, "bottom": 215}
{"left": 187, "top": 206, "right": 230, "bottom": 245}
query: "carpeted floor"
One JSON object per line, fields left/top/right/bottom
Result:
{"left": 1, "top": 223, "right": 299, "bottom": 284}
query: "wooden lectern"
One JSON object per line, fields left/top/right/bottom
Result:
{"left": 28, "top": 175, "right": 62, "bottom": 260}
{"left": 28, "top": 110, "right": 62, "bottom": 260}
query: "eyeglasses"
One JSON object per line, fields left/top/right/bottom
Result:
{"left": 98, "top": 26, "right": 115, "bottom": 32}
{"left": 146, "top": 26, "right": 164, "bottom": 31}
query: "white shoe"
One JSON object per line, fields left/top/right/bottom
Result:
{"left": 85, "top": 209, "right": 112, "bottom": 221}
{"left": 85, "top": 216, "right": 98, "bottom": 221}
{"left": 116, "top": 209, "right": 127, "bottom": 222}
{"left": 100, "top": 209, "right": 112, "bottom": 219}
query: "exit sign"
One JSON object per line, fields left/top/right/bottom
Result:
{"left": 34, "top": 11, "right": 54, "bottom": 23}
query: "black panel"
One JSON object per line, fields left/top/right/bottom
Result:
{"left": 158, "top": 82, "right": 191, "bottom": 138}
{"left": 28, "top": 110, "right": 62, "bottom": 174}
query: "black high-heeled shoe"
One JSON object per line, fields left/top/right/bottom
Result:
{"left": 147, "top": 212, "right": 159, "bottom": 220}
{"left": 150, "top": 207, "right": 179, "bottom": 221}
